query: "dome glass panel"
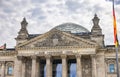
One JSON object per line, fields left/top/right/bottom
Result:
{"left": 53, "top": 23, "right": 89, "bottom": 33}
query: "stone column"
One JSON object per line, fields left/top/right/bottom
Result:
{"left": 61, "top": 55, "right": 68, "bottom": 77}
{"left": 1, "top": 61, "right": 5, "bottom": 77}
{"left": 31, "top": 56, "right": 37, "bottom": 77}
{"left": 36, "top": 59, "right": 40, "bottom": 77}
{"left": 14, "top": 56, "right": 22, "bottom": 77}
{"left": 46, "top": 55, "right": 52, "bottom": 77}
{"left": 22, "top": 57, "right": 26, "bottom": 77}
{"left": 76, "top": 55, "right": 82, "bottom": 77}
{"left": 91, "top": 55, "right": 97, "bottom": 77}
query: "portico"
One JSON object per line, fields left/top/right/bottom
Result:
{"left": 14, "top": 49, "right": 97, "bottom": 77}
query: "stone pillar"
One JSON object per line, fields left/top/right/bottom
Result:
{"left": 76, "top": 55, "right": 82, "bottom": 77}
{"left": 36, "top": 59, "right": 40, "bottom": 77}
{"left": 61, "top": 55, "right": 68, "bottom": 77}
{"left": 14, "top": 56, "right": 22, "bottom": 77}
{"left": 46, "top": 55, "right": 52, "bottom": 77}
{"left": 31, "top": 56, "right": 37, "bottom": 77}
{"left": 91, "top": 55, "right": 97, "bottom": 77}
{"left": 22, "top": 57, "right": 26, "bottom": 77}
{"left": 1, "top": 61, "right": 5, "bottom": 77}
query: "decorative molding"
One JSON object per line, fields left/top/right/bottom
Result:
{"left": 61, "top": 55, "right": 67, "bottom": 58}
{"left": 6, "top": 61, "right": 14, "bottom": 66}
{"left": 105, "top": 58, "right": 116, "bottom": 64}
{"left": 45, "top": 55, "right": 51, "bottom": 59}
{"left": 31, "top": 55, "right": 37, "bottom": 60}
{"left": 0, "top": 51, "right": 17, "bottom": 56}
{"left": 76, "top": 54, "right": 81, "bottom": 58}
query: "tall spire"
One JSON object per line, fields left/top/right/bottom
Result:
{"left": 91, "top": 14, "right": 102, "bottom": 35}
{"left": 16, "top": 17, "right": 29, "bottom": 41}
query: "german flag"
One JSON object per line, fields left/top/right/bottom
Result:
{"left": 113, "top": 0, "right": 119, "bottom": 47}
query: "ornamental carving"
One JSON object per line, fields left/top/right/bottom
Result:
{"left": 105, "top": 58, "right": 116, "bottom": 64}
{"left": 34, "top": 33, "right": 80, "bottom": 47}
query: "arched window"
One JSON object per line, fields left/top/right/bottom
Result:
{"left": 109, "top": 64, "right": 115, "bottom": 73}
{"left": 6, "top": 62, "right": 13, "bottom": 75}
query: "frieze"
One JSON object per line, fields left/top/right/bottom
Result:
{"left": 17, "top": 50, "right": 86, "bottom": 57}
{"left": 17, "top": 46, "right": 90, "bottom": 50}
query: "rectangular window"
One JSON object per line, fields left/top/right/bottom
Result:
{"left": 109, "top": 64, "right": 115, "bottom": 73}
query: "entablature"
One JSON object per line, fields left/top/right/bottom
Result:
{"left": 0, "top": 51, "right": 17, "bottom": 56}
{"left": 17, "top": 47, "right": 96, "bottom": 57}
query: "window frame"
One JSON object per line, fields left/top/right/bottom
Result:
{"left": 6, "top": 62, "right": 14, "bottom": 76}
{"left": 7, "top": 66, "right": 13, "bottom": 75}
{"left": 109, "top": 64, "right": 115, "bottom": 73}
{"left": 105, "top": 58, "right": 116, "bottom": 74}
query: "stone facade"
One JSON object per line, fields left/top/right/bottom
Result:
{"left": 0, "top": 14, "right": 120, "bottom": 77}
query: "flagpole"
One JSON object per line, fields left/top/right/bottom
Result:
{"left": 112, "top": 0, "right": 120, "bottom": 77}
{"left": 115, "top": 47, "right": 120, "bottom": 77}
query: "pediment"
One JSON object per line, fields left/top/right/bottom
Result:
{"left": 17, "top": 29, "right": 97, "bottom": 49}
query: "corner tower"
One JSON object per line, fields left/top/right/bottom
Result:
{"left": 91, "top": 14, "right": 104, "bottom": 47}
{"left": 15, "top": 18, "right": 29, "bottom": 45}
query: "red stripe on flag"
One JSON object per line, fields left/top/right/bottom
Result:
{"left": 112, "top": 0, "right": 119, "bottom": 47}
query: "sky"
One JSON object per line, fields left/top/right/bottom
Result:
{"left": 0, "top": 0, "right": 120, "bottom": 48}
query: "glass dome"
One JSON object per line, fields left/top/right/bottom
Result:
{"left": 53, "top": 23, "right": 89, "bottom": 33}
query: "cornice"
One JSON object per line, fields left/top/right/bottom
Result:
{"left": 0, "top": 51, "right": 17, "bottom": 56}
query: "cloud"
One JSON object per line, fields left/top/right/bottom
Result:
{"left": 65, "top": 0, "right": 81, "bottom": 12}
{"left": 31, "top": 0, "right": 47, "bottom": 3}
{"left": 106, "top": 0, "right": 120, "bottom": 5}
{"left": 0, "top": 0, "right": 120, "bottom": 47}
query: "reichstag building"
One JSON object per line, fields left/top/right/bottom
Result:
{"left": 0, "top": 14, "right": 119, "bottom": 77}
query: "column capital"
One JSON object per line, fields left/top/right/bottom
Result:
{"left": 31, "top": 55, "right": 37, "bottom": 60}
{"left": 45, "top": 55, "right": 51, "bottom": 59}
{"left": 61, "top": 55, "right": 67, "bottom": 59}
{"left": 76, "top": 54, "right": 81, "bottom": 58}
{"left": 91, "top": 54, "right": 96, "bottom": 58}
